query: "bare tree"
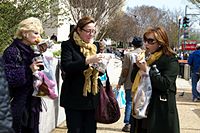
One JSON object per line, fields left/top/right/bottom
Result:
{"left": 102, "top": 11, "right": 138, "bottom": 42}
{"left": 102, "top": 5, "right": 182, "bottom": 48}
{"left": 60, "top": 0, "right": 125, "bottom": 30}
{"left": 187, "top": 0, "right": 200, "bottom": 8}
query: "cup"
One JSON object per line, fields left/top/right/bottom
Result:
{"left": 32, "top": 55, "right": 44, "bottom": 71}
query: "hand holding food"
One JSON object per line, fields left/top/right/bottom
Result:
{"left": 137, "top": 50, "right": 145, "bottom": 63}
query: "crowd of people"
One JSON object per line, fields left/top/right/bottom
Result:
{"left": 1, "top": 15, "right": 199, "bottom": 133}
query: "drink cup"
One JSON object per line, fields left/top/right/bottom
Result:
{"left": 32, "top": 55, "right": 44, "bottom": 71}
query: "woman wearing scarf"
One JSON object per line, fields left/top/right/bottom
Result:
{"left": 130, "top": 26, "right": 180, "bottom": 133}
{"left": 2, "top": 17, "right": 44, "bottom": 133}
{"left": 60, "top": 16, "right": 102, "bottom": 133}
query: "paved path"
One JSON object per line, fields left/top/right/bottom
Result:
{"left": 51, "top": 59, "right": 200, "bottom": 133}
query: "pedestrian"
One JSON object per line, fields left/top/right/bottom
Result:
{"left": 50, "top": 33, "right": 57, "bottom": 42}
{"left": 2, "top": 17, "right": 45, "bottom": 133}
{"left": 0, "top": 57, "right": 14, "bottom": 133}
{"left": 60, "top": 16, "right": 103, "bottom": 133}
{"left": 130, "top": 26, "right": 180, "bottom": 133}
{"left": 116, "top": 36, "right": 143, "bottom": 132}
{"left": 188, "top": 43, "right": 200, "bottom": 102}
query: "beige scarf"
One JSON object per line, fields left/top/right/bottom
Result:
{"left": 131, "top": 50, "right": 163, "bottom": 115}
{"left": 73, "top": 32, "right": 99, "bottom": 96}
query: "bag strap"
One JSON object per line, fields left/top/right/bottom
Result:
{"left": 105, "top": 71, "right": 112, "bottom": 91}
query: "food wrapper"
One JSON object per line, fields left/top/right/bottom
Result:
{"left": 93, "top": 53, "right": 112, "bottom": 73}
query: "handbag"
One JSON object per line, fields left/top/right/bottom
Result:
{"left": 95, "top": 72, "right": 121, "bottom": 124}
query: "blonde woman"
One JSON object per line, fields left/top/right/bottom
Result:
{"left": 3, "top": 17, "right": 45, "bottom": 133}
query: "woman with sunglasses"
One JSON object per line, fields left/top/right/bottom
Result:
{"left": 60, "top": 16, "right": 103, "bottom": 133}
{"left": 131, "top": 26, "right": 180, "bottom": 133}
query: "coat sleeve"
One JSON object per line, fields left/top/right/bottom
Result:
{"left": 187, "top": 53, "right": 193, "bottom": 66}
{"left": 61, "top": 40, "right": 88, "bottom": 75}
{"left": 0, "top": 57, "right": 14, "bottom": 133}
{"left": 149, "top": 56, "right": 179, "bottom": 93}
{"left": 2, "top": 46, "right": 27, "bottom": 88}
{"left": 118, "top": 54, "right": 131, "bottom": 85}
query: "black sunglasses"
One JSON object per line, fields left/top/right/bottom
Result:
{"left": 144, "top": 37, "right": 157, "bottom": 45}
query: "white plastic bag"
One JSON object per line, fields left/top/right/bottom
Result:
{"left": 113, "top": 87, "right": 126, "bottom": 109}
{"left": 133, "top": 75, "right": 152, "bottom": 119}
{"left": 32, "top": 51, "right": 58, "bottom": 100}
{"left": 197, "top": 79, "right": 200, "bottom": 93}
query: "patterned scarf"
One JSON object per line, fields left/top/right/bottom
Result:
{"left": 73, "top": 32, "right": 99, "bottom": 96}
{"left": 131, "top": 50, "right": 163, "bottom": 97}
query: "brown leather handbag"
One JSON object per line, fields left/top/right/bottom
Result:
{"left": 95, "top": 72, "right": 120, "bottom": 124}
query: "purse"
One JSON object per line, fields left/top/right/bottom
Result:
{"left": 95, "top": 72, "right": 121, "bottom": 124}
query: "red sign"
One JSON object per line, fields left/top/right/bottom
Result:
{"left": 181, "top": 40, "right": 197, "bottom": 50}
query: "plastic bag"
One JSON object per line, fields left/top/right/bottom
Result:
{"left": 93, "top": 53, "right": 112, "bottom": 73}
{"left": 132, "top": 75, "right": 152, "bottom": 119}
{"left": 113, "top": 87, "right": 126, "bottom": 109}
{"left": 32, "top": 52, "right": 58, "bottom": 100}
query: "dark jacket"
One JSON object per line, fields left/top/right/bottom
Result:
{"left": 60, "top": 39, "right": 99, "bottom": 110}
{"left": 147, "top": 54, "right": 180, "bottom": 133}
{"left": 0, "top": 57, "right": 14, "bottom": 133}
{"left": 188, "top": 49, "right": 200, "bottom": 74}
{"left": 3, "top": 39, "right": 41, "bottom": 133}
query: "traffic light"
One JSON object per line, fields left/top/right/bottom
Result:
{"left": 183, "top": 17, "right": 190, "bottom": 28}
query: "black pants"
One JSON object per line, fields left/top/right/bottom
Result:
{"left": 65, "top": 109, "right": 97, "bottom": 133}
{"left": 130, "top": 115, "right": 147, "bottom": 133}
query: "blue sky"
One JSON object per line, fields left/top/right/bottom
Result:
{"left": 125, "top": 0, "right": 188, "bottom": 11}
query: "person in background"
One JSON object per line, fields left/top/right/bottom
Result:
{"left": 116, "top": 36, "right": 143, "bottom": 132}
{"left": 0, "top": 57, "right": 14, "bottom": 133}
{"left": 131, "top": 26, "right": 180, "bottom": 133}
{"left": 50, "top": 33, "right": 57, "bottom": 42}
{"left": 60, "top": 16, "right": 103, "bottom": 133}
{"left": 2, "top": 17, "right": 45, "bottom": 133}
{"left": 188, "top": 44, "right": 200, "bottom": 102}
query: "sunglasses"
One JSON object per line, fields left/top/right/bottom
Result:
{"left": 144, "top": 37, "right": 157, "bottom": 45}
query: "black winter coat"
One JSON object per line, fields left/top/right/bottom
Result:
{"left": 147, "top": 54, "right": 180, "bottom": 133}
{"left": 60, "top": 39, "right": 99, "bottom": 110}
{"left": 0, "top": 57, "right": 14, "bottom": 133}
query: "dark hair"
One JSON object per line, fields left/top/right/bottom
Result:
{"left": 69, "top": 16, "right": 95, "bottom": 38}
{"left": 132, "top": 36, "right": 143, "bottom": 48}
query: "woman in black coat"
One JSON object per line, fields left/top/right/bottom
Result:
{"left": 131, "top": 26, "right": 180, "bottom": 133}
{"left": 60, "top": 16, "right": 102, "bottom": 133}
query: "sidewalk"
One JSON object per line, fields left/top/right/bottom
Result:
{"left": 51, "top": 59, "right": 200, "bottom": 133}
{"left": 51, "top": 77, "right": 200, "bottom": 133}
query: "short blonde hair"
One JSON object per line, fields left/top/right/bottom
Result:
{"left": 15, "top": 17, "right": 44, "bottom": 39}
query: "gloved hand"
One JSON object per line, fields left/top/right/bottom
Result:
{"left": 85, "top": 54, "right": 103, "bottom": 64}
